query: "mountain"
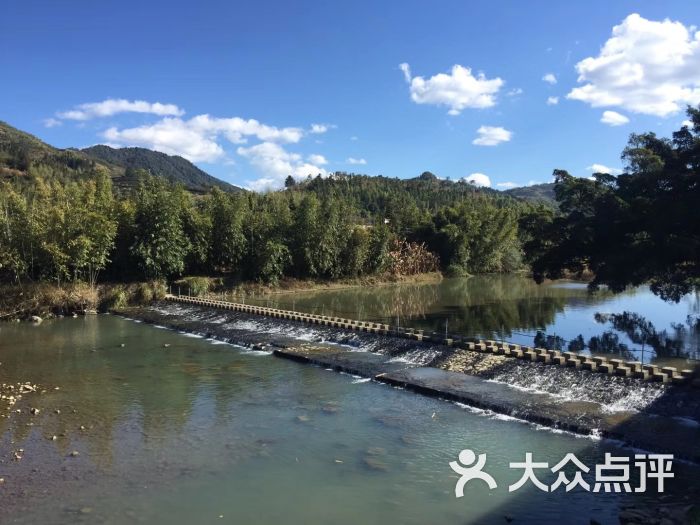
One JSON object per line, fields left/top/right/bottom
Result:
{"left": 503, "top": 183, "right": 556, "bottom": 203}
{"left": 81, "top": 145, "right": 240, "bottom": 193}
{"left": 0, "top": 121, "right": 241, "bottom": 193}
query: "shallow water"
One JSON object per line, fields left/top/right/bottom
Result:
{"left": 1, "top": 316, "right": 698, "bottom": 524}
{"left": 245, "top": 275, "right": 700, "bottom": 366}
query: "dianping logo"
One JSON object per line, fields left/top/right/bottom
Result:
{"left": 450, "top": 449, "right": 673, "bottom": 496}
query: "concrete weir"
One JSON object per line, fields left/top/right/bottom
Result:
{"left": 165, "top": 295, "right": 691, "bottom": 385}
{"left": 142, "top": 296, "right": 700, "bottom": 461}
{"left": 273, "top": 345, "right": 700, "bottom": 463}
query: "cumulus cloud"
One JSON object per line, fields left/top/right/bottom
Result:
{"left": 307, "top": 154, "right": 328, "bottom": 165}
{"left": 472, "top": 125, "right": 512, "bottom": 146}
{"left": 546, "top": 96, "right": 559, "bottom": 105}
{"left": 103, "top": 118, "right": 225, "bottom": 163}
{"left": 399, "top": 62, "right": 504, "bottom": 115}
{"left": 310, "top": 123, "right": 334, "bottom": 134}
{"left": 507, "top": 88, "right": 524, "bottom": 96}
{"left": 346, "top": 157, "right": 367, "bottom": 165}
{"left": 542, "top": 73, "right": 558, "bottom": 84}
{"left": 237, "top": 142, "right": 327, "bottom": 191}
{"left": 463, "top": 173, "right": 492, "bottom": 187}
{"left": 587, "top": 163, "right": 622, "bottom": 175}
{"left": 101, "top": 115, "right": 307, "bottom": 162}
{"left": 43, "top": 118, "right": 62, "bottom": 128}
{"left": 57, "top": 98, "right": 184, "bottom": 120}
{"left": 496, "top": 181, "right": 518, "bottom": 189}
{"left": 600, "top": 110, "right": 630, "bottom": 126}
{"left": 567, "top": 14, "right": 700, "bottom": 116}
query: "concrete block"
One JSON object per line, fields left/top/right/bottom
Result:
{"left": 581, "top": 361, "right": 597, "bottom": 372}
{"left": 633, "top": 370, "right": 650, "bottom": 380}
{"left": 536, "top": 354, "right": 551, "bottom": 364}
{"left": 566, "top": 358, "right": 581, "bottom": 369}
{"left": 661, "top": 366, "right": 678, "bottom": 377}
{"left": 592, "top": 356, "right": 608, "bottom": 366}
{"left": 651, "top": 372, "right": 669, "bottom": 383}
{"left": 615, "top": 366, "right": 631, "bottom": 377}
{"left": 598, "top": 364, "right": 615, "bottom": 374}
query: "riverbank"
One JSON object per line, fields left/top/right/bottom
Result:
{"left": 173, "top": 271, "right": 444, "bottom": 298}
{"left": 0, "top": 272, "right": 443, "bottom": 321}
{"left": 0, "top": 281, "right": 166, "bottom": 320}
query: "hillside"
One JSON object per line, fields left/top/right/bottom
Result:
{"left": 82, "top": 145, "right": 240, "bottom": 193}
{"left": 0, "top": 121, "right": 240, "bottom": 193}
{"left": 503, "top": 182, "right": 556, "bottom": 203}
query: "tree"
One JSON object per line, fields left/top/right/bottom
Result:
{"left": 531, "top": 106, "right": 700, "bottom": 302}
{"left": 130, "top": 176, "right": 191, "bottom": 279}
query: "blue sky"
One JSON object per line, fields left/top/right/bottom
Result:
{"left": 2, "top": 1, "right": 699, "bottom": 190}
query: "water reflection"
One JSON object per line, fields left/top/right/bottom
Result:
{"left": 248, "top": 276, "right": 699, "bottom": 363}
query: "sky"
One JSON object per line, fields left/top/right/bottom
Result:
{"left": 2, "top": 0, "right": 700, "bottom": 191}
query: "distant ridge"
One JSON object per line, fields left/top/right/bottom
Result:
{"left": 503, "top": 182, "right": 555, "bottom": 203}
{"left": 81, "top": 145, "right": 241, "bottom": 193}
{"left": 0, "top": 120, "right": 241, "bottom": 193}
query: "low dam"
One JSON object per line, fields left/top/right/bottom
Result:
{"left": 127, "top": 295, "right": 700, "bottom": 462}
{"left": 165, "top": 294, "right": 694, "bottom": 385}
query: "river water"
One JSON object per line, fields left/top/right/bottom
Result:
{"left": 245, "top": 276, "right": 700, "bottom": 367}
{"left": 0, "top": 314, "right": 698, "bottom": 524}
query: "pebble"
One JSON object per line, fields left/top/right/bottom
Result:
{"left": 69, "top": 450, "right": 80, "bottom": 457}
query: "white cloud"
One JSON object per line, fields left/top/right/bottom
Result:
{"left": 472, "top": 125, "right": 512, "bottom": 146}
{"left": 346, "top": 157, "right": 367, "bottom": 165}
{"left": 587, "top": 163, "right": 622, "bottom": 175}
{"left": 237, "top": 142, "right": 327, "bottom": 191}
{"left": 310, "top": 123, "right": 334, "bottom": 134}
{"left": 103, "top": 118, "right": 225, "bottom": 163}
{"left": 187, "top": 114, "right": 304, "bottom": 144}
{"left": 101, "top": 114, "right": 307, "bottom": 162}
{"left": 307, "top": 154, "right": 328, "bottom": 165}
{"left": 682, "top": 119, "right": 693, "bottom": 127}
{"left": 43, "top": 118, "right": 62, "bottom": 128}
{"left": 496, "top": 181, "right": 518, "bottom": 189}
{"left": 567, "top": 14, "right": 700, "bottom": 117}
{"left": 350, "top": 136, "right": 359, "bottom": 141}
{"left": 546, "top": 96, "right": 559, "bottom": 105}
{"left": 600, "top": 110, "right": 630, "bottom": 126}
{"left": 57, "top": 98, "right": 184, "bottom": 120}
{"left": 507, "top": 88, "right": 523, "bottom": 96}
{"left": 543, "top": 73, "right": 558, "bottom": 84}
{"left": 399, "top": 62, "right": 504, "bottom": 115}
{"left": 463, "top": 173, "right": 491, "bottom": 187}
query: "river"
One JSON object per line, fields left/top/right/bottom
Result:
{"left": 1, "top": 308, "right": 698, "bottom": 524}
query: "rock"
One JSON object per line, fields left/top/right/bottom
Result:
{"left": 363, "top": 456, "right": 389, "bottom": 472}
{"left": 49, "top": 435, "right": 57, "bottom": 441}
{"left": 30, "top": 316, "right": 42, "bottom": 324}
{"left": 163, "top": 344, "right": 171, "bottom": 348}
{"left": 80, "top": 507, "right": 93, "bottom": 514}
{"left": 30, "top": 407, "right": 40, "bottom": 415}
{"left": 69, "top": 450, "right": 80, "bottom": 457}
{"left": 55, "top": 409, "right": 61, "bottom": 414}
{"left": 79, "top": 425, "right": 86, "bottom": 431}
{"left": 295, "top": 415, "right": 310, "bottom": 423}
{"left": 119, "top": 343, "right": 126, "bottom": 348}
{"left": 0, "top": 478, "right": 4, "bottom": 484}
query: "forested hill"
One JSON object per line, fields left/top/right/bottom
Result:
{"left": 503, "top": 183, "right": 556, "bottom": 203}
{"left": 286, "top": 171, "right": 552, "bottom": 226}
{"left": 82, "top": 145, "right": 240, "bottom": 193}
{"left": 0, "top": 121, "right": 241, "bottom": 193}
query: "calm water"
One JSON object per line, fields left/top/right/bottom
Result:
{"left": 0, "top": 315, "right": 698, "bottom": 524}
{"left": 247, "top": 276, "right": 700, "bottom": 366}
